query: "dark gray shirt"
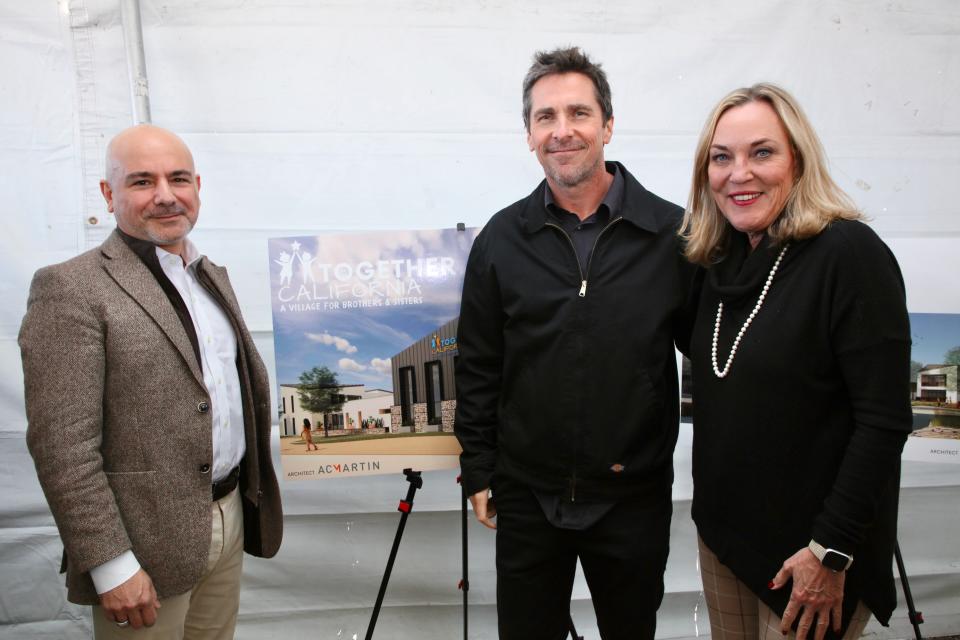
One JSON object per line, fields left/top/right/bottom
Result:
{"left": 544, "top": 162, "right": 625, "bottom": 274}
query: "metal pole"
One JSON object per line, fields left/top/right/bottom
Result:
{"left": 894, "top": 541, "right": 924, "bottom": 640}
{"left": 119, "top": 0, "right": 151, "bottom": 124}
{"left": 458, "top": 476, "right": 468, "bottom": 640}
{"left": 365, "top": 469, "right": 422, "bottom": 640}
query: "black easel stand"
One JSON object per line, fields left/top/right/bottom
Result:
{"left": 568, "top": 613, "right": 584, "bottom": 640}
{"left": 457, "top": 475, "right": 469, "bottom": 640}
{"left": 894, "top": 540, "right": 924, "bottom": 640}
{"left": 365, "top": 468, "right": 423, "bottom": 640}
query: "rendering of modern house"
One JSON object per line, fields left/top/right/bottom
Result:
{"left": 915, "top": 364, "right": 959, "bottom": 404}
{"left": 278, "top": 383, "right": 393, "bottom": 437}
{"left": 389, "top": 316, "right": 458, "bottom": 433}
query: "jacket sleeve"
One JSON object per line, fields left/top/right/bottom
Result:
{"left": 674, "top": 259, "right": 704, "bottom": 359}
{"left": 810, "top": 225, "right": 912, "bottom": 555}
{"left": 454, "top": 229, "right": 504, "bottom": 495}
{"left": 20, "top": 266, "right": 133, "bottom": 574}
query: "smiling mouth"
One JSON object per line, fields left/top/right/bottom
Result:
{"left": 148, "top": 210, "right": 185, "bottom": 219}
{"left": 730, "top": 193, "right": 761, "bottom": 205}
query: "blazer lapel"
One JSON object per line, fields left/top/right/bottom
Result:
{"left": 195, "top": 258, "right": 265, "bottom": 499}
{"left": 197, "top": 260, "right": 242, "bottom": 320}
{"left": 100, "top": 232, "right": 205, "bottom": 387}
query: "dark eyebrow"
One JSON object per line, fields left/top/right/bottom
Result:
{"left": 568, "top": 103, "right": 594, "bottom": 112}
{"left": 533, "top": 106, "right": 556, "bottom": 117}
{"left": 123, "top": 169, "right": 193, "bottom": 183}
{"left": 124, "top": 171, "right": 155, "bottom": 183}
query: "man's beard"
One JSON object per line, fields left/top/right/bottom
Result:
{"left": 546, "top": 154, "right": 603, "bottom": 189}
{"left": 145, "top": 209, "right": 194, "bottom": 246}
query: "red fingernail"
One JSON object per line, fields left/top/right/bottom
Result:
{"left": 768, "top": 581, "right": 775, "bottom": 589}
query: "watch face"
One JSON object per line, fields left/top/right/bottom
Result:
{"left": 822, "top": 550, "right": 849, "bottom": 571}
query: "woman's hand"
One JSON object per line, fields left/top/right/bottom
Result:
{"left": 770, "top": 547, "right": 845, "bottom": 640}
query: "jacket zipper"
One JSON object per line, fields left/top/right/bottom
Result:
{"left": 544, "top": 216, "right": 623, "bottom": 502}
{"left": 545, "top": 217, "right": 623, "bottom": 298}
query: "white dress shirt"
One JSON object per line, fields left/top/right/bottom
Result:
{"left": 90, "top": 238, "right": 247, "bottom": 594}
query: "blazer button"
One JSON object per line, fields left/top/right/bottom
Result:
{"left": 198, "top": 401, "right": 210, "bottom": 413}
{"left": 200, "top": 463, "right": 211, "bottom": 474}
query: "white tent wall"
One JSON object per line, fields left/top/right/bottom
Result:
{"left": 1, "top": 1, "right": 957, "bottom": 638}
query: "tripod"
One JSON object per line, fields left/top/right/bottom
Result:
{"left": 364, "top": 468, "right": 423, "bottom": 640}
{"left": 365, "top": 468, "right": 585, "bottom": 640}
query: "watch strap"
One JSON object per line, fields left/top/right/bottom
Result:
{"left": 808, "top": 540, "right": 853, "bottom": 571}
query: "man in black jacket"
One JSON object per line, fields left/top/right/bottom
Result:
{"left": 454, "top": 47, "right": 698, "bottom": 639}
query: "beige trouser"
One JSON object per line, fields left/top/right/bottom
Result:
{"left": 93, "top": 487, "right": 245, "bottom": 640}
{"left": 698, "top": 537, "right": 871, "bottom": 640}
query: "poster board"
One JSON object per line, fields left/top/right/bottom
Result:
{"left": 902, "top": 312, "right": 960, "bottom": 463}
{"left": 267, "top": 227, "right": 479, "bottom": 480}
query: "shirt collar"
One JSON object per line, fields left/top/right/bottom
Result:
{"left": 116, "top": 228, "right": 202, "bottom": 269}
{"left": 156, "top": 236, "right": 202, "bottom": 269}
{"left": 544, "top": 161, "right": 624, "bottom": 221}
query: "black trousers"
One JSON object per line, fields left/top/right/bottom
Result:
{"left": 494, "top": 478, "right": 672, "bottom": 640}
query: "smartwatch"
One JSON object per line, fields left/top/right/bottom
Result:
{"left": 808, "top": 540, "right": 853, "bottom": 571}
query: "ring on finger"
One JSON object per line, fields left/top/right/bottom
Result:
{"left": 115, "top": 619, "right": 130, "bottom": 627}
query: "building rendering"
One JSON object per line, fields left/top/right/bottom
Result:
{"left": 916, "top": 364, "right": 959, "bottom": 404}
{"left": 278, "top": 383, "right": 393, "bottom": 437}
{"left": 389, "top": 316, "right": 458, "bottom": 433}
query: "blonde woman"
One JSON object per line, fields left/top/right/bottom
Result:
{"left": 680, "top": 83, "right": 911, "bottom": 640}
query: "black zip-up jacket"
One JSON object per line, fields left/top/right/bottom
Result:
{"left": 455, "top": 162, "right": 700, "bottom": 502}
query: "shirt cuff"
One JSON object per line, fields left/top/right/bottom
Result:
{"left": 89, "top": 551, "right": 141, "bottom": 594}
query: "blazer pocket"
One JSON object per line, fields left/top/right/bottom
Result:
{"left": 104, "top": 470, "right": 161, "bottom": 558}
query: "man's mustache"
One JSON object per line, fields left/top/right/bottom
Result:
{"left": 145, "top": 207, "right": 187, "bottom": 218}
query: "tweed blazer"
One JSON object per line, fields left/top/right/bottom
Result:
{"left": 20, "top": 230, "right": 282, "bottom": 605}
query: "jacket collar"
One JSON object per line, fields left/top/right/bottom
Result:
{"left": 520, "top": 161, "right": 661, "bottom": 235}
{"left": 99, "top": 230, "right": 206, "bottom": 387}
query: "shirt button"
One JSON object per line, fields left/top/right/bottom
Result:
{"left": 198, "top": 401, "right": 210, "bottom": 413}
{"left": 199, "top": 463, "right": 211, "bottom": 474}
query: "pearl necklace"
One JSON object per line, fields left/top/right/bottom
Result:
{"left": 711, "top": 244, "right": 789, "bottom": 378}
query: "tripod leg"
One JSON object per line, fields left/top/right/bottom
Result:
{"left": 365, "top": 470, "right": 422, "bottom": 640}
{"left": 568, "top": 612, "right": 584, "bottom": 640}
{"left": 459, "top": 476, "right": 469, "bottom": 640}
{"left": 365, "top": 511, "right": 411, "bottom": 640}
{"left": 894, "top": 540, "right": 923, "bottom": 640}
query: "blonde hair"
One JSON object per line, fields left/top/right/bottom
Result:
{"left": 680, "top": 83, "right": 862, "bottom": 266}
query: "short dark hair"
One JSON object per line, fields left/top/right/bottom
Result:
{"left": 522, "top": 46, "right": 613, "bottom": 132}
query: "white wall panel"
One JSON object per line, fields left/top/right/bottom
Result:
{"left": 1, "top": 0, "right": 957, "bottom": 637}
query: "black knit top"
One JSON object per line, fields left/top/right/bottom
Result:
{"left": 690, "top": 219, "right": 912, "bottom": 634}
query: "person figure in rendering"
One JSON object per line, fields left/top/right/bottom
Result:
{"left": 681, "top": 83, "right": 911, "bottom": 640}
{"left": 454, "top": 47, "right": 698, "bottom": 639}
{"left": 20, "top": 124, "right": 283, "bottom": 639}
{"left": 302, "top": 418, "right": 318, "bottom": 451}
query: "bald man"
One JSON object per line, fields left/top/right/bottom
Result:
{"left": 20, "top": 125, "right": 282, "bottom": 638}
